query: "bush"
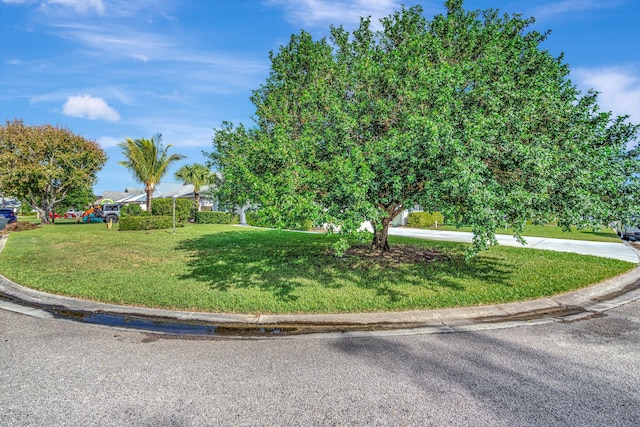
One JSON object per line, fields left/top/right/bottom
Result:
{"left": 407, "top": 211, "right": 445, "bottom": 228}
{"left": 245, "top": 211, "right": 272, "bottom": 228}
{"left": 245, "top": 211, "right": 313, "bottom": 230}
{"left": 119, "top": 216, "right": 173, "bottom": 231}
{"left": 151, "top": 198, "right": 194, "bottom": 223}
{"left": 195, "top": 211, "right": 239, "bottom": 224}
{"left": 297, "top": 219, "right": 314, "bottom": 231}
{"left": 120, "top": 204, "right": 143, "bottom": 217}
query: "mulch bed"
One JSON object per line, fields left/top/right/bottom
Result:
{"left": 0, "top": 221, "right": 41, "bottom": 234}
{"left": 343, "top": 244, "right": 450, "bottom": 265}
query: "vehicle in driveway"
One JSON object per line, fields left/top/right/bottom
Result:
{"left": 0, "top": 208, "right": 17, "bottom": 223}
{"left": 63, "top": 209, "right": 80, "bottom": 218}
{"left": 97, "top": 204, "right": 122, "bottom": 223}
{"left": 620, "top": 226, "right": 640, "bottom": 241}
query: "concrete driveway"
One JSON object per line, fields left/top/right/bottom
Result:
{"left": 389, "top": 227, "right": 639, "bottom": 263}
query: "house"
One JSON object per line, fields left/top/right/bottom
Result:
{"left": 95, "top": 188, "right": 144, "bottom": 205}
{"left": 98, "top": 183, "right": 221, "bottom": 212}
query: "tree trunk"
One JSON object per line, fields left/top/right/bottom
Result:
{"left": 145, "top": 186, "right": 154, "bottom": 214}
{"left": 371, "top": 206, "right": 404, "bottom": 252}
{"left": 372, "top": 221, "right": 391, "bottom": 252}
{"left": 34, "top": 207, "right": 50, "bottom": 224}
{"left": 195, "top": 192, "right": 201, "bottom": 211}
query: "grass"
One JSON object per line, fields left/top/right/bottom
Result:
{"left": 0, "top": 223, "right": 633, "bottom": 314}
{"left": 421, "top": 224, "right": 620, "bottom": 242}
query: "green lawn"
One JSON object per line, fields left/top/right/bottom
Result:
{"left": 0, "top": 223, "right": 633, "bottom": 314}
{"left": 421, "top": 224, "right": 620, "bottom": 242}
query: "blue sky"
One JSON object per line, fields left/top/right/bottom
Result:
{"left": 1, "top": 0, "right": 639, "bottom": 196}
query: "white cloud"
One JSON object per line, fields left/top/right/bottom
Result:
{"left": 97, "top": 136, "right": 122, "bottom": 147}
{"left": 50, "top": 22, "right": 267, "bottom": 83}
{"left": 52, "top": 23, "right": 171, "bottom": 62}
{"left": 3, "top": 0, "right": 172, "bottom": 18}
{"left": 62, "top": 94, "right": 121, "bottom": 122}
{"left": 48, "top": 0, "right": 105, "bottom": 14}
{"left": 573, "top": 67, "right": 640, "bottom": 124}
{"left": 132, "top": 53, "right": 149, "bottom": 62}
{"left": 532, "top": 0, "right": 626, "bottom": 19}
{"left": 268, "top": 0, "right": 404, "bottom": 28}
{"left": 132, "top": 116, "right": 215, "bottom": 148}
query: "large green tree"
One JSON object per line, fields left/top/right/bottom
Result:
{"left": 57, "top": 186, "right": 95, "bottom": 213}
{"left": 209, "top": 1, "right": 639, "bottom": 253}
{"left": 0, "top": 120, "right": 107, "bottom": 223}
{"left": 118, "top": 133, "right": 185, "bottom": 213}
{"left": 174, "top": 163, "right": 216, "bottom": 211}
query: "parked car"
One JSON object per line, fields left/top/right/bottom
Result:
{"left": 620, "top": 226, "right": 640, "bottom": 242}
{"left": 97, "top": 204, "right": 122, "bottom": 223}
{"left": 0, "top": 208, "right": 17, "bottom": 223}
{"left": 63, "top": 209, "right": 79, "bottom": 218}
{"left": 48, "top": 212, "right": 62, "bottom": 219}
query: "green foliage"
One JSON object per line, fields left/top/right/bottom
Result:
{"left": 245, "top": 211, "right": 271, "bottom": 228}
{"left": 332, "top": 238, "right": 350, "bottom": 257}
{"left": 407, "top": 212, "right": 445, "bottom": 228}
{"left": 19, "top": 204, "right": 34, "bottom": 215}
{"left": 118, "top": 133, "right": 186, "bottom": 213}
{"left": 174, "top": 163, "right": 216, "bottom": 211}
{"left": 207, "top": 3, "right": 639, "bottom": 256}
{"left": 58, "top": 186, "right": 95, "bottom": 211}
{"left": 299, "top": 219, "right": 314, "bottom": 231}
{"left": 195, "top": 211, "right": 239, "bottom": 224}
{"left": 120, "top": 204, "right": 143, "bottom": 217}
{"left": 119, "top": 216, "right": 173, "bottom": 231}
{"left": 150, "top": 198, "right": 194, "bottom": 223}
{"left": 245, "top": 210, "right": 313, "bottom": 230}
{"left": 0, "top": 120, "right": 107, "bottom": 223}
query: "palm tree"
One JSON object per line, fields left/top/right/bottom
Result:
{"left": 174, "top": 163, "right": 216, "bottom": 211}
{"left": 118, "top": 133, "right": 185, "bottom": 213}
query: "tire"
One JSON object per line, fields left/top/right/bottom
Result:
{"left": 105, "top": 215, "right": 119, "bottom": 223}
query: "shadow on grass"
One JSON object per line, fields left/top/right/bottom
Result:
{"left": 582, "top": 230, "right": 619, "bottom": 239}
{"left": 175, "top": 230, "right": 516, "bottom": 305}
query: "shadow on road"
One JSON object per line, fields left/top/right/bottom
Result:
{"left": 330, "top": 319, "right": 640, "bottom": 425}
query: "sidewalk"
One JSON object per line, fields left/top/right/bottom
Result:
{"left": 1, "top": 232, "right": 639, "bottom": 337}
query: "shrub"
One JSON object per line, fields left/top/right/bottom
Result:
{"left": 245, "top": 211, "right": 313, "bottom": 230}
{"left": 120, "top": 204, "right": 143, "bottom": 217}
{"left": 119, "top": 216, "right": 173, "bottom": 231}
{"left": 195, "top": 211, "right": 239, "bottom": 224}
{"left": 407, "top": 211, "right": 445, "bottom": 228}
{"left": 297, "top": 219, "right": 314, "bottom": 231}
{"left": 245, "top": 211, "right": 272, "bottom": 228}
{"left": 151, "top": 198, "right": 194, "bottom": 223}
{"left": 19, "top": 203, "right": 35, "bottom": 215}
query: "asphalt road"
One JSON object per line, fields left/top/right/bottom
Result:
{"left": 1, "top": 300, "right": 639, "bottom": 426}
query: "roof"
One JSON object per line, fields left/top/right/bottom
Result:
{"left": 99, "top": 183, "right": 215, "bottom": 204}
{"left": 100, "top": 188, "right": 144, "bottom": 203}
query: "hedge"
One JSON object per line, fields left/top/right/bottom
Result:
{"left": 150, "top": 198, "right": 194, "bottom": 222}
{"left": 120, "top": 204, "right": 144, "bottom": 217}
{"left": 119, "top": 216, "right": 173, "bottom": 231}
{"left": 245, "top": 211, "right": 313, "bottom": 230}
{"left": 195, "top": 211, "right": 239, "bottom": 224}
{"left": 245, "top": 211, "right": 271, "bottom": 228}
{"left": 407, "top": 211, "right": 445, "bottom": 228}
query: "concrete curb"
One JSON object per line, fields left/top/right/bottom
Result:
{"left": 1, "top": 233, "right": 640, "bottom": 336}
